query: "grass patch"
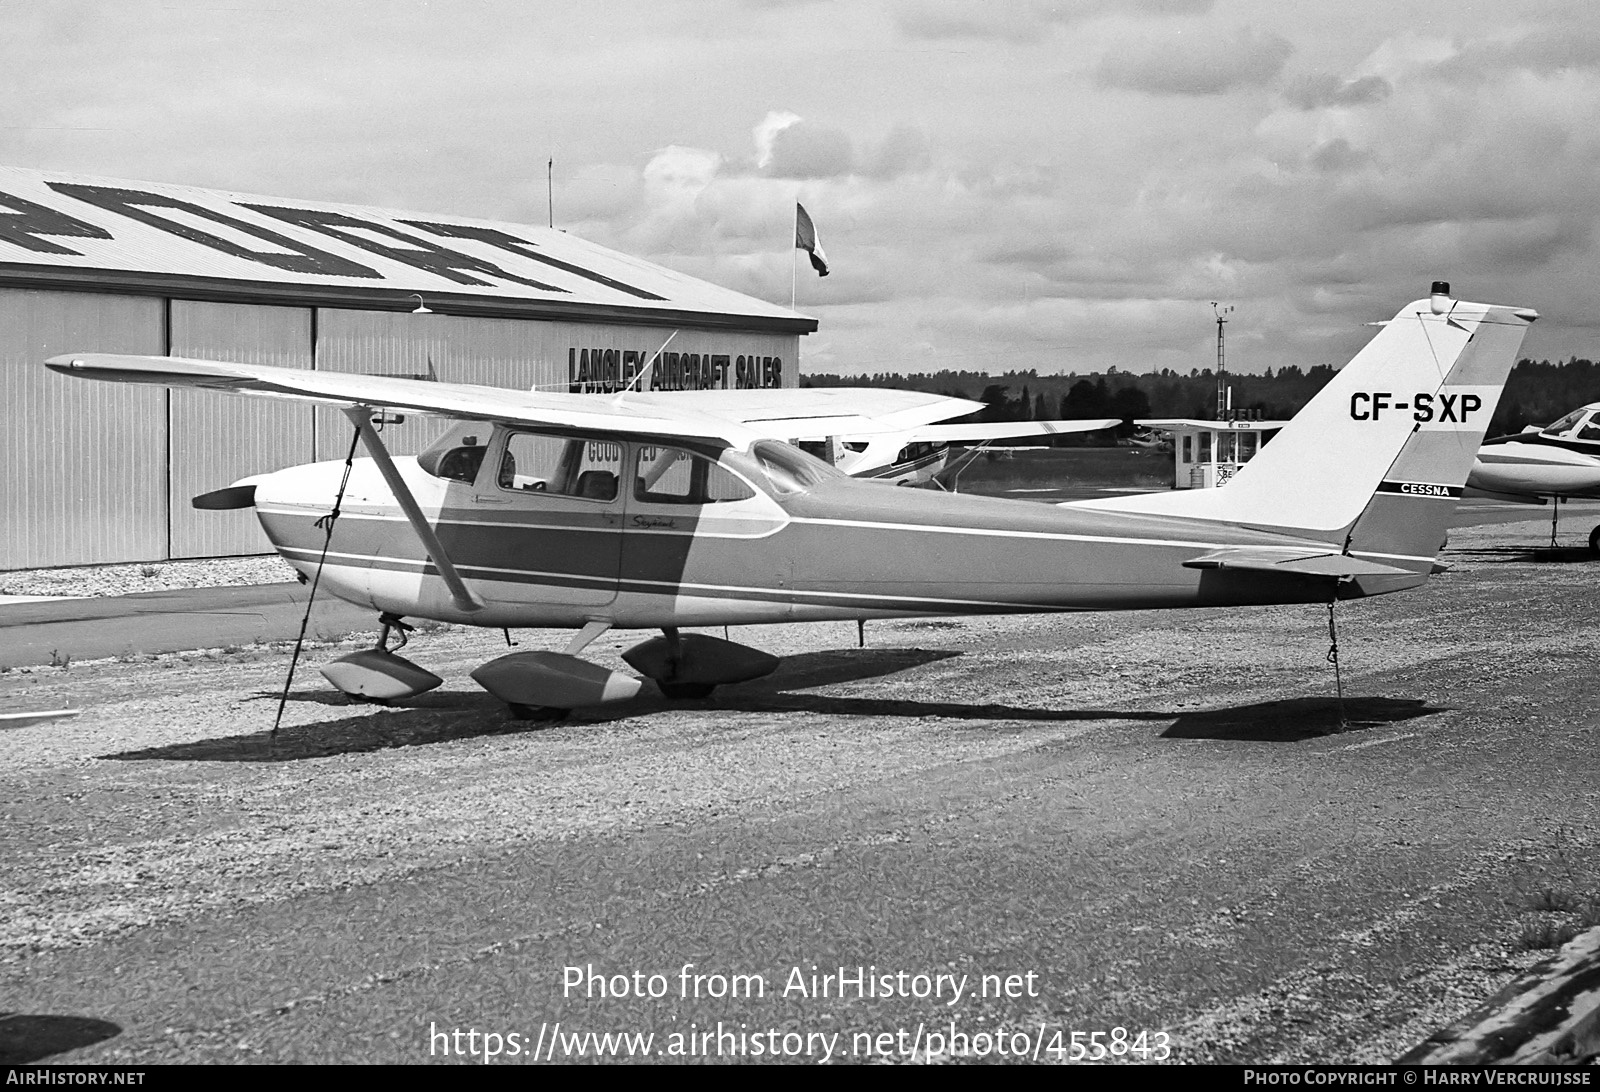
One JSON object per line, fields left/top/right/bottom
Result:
{"left": 1517, "top": 919, "right": 1583, "bottom": 952}
{"left": 1508, "top": 824, "right": 1600, "bottom": 953}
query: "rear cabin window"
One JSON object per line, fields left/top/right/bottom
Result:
{"left": 634, "top": 446, "right": 755, "bottom": 504}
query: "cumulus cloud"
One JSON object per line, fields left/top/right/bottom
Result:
{"left": 1284, "top": 74, "right": 1392, "bottom": 111}
{"left": 1306, "top": 137, "right": 1369, "bottom": 173}
{"left": 764, "top": 121, "right": 854, "bottom": 178}
{"left": 1096, "top": 25, "right": 1293, "bottom": 96}
{"left": 753, "top": 111, "right": 801, "bottom": 169}
{"left": 864, "top": 125, "right": 932, "bottom": 179}
{"left": 895, "top": 0, "right": 1213, "bottom": 43}
{"left": 1433, "top": 27, "right": 1600, "bottom": 84}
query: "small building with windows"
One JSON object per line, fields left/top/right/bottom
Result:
{"left": 1151, "top": 418, "right": 1290, "bottom": 489}
{"left": 0, "top": 164, "right": 814, "bottom": 570}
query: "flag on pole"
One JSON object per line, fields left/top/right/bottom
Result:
{"left": 795, "top": 202, "right": 830, "bottom": 277}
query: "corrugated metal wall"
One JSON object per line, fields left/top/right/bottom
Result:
{"left": 0, "top": 289, "right": 165, "bottom": 568}
{"left": 168, "top": 301, "right": 314, "bottom": 558}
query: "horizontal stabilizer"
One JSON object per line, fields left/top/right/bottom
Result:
{"left": 1460, "top": 486, "right": 1547, "bottom": 505}
{"left": 1182, "top": 548, "right": 1414, "bottom": 580}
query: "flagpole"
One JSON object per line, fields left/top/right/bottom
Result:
{"left": 790, "top": 201, "right": 798, "bottom": 311}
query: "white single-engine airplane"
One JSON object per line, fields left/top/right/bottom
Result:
{"left": 1466, "top": 403, "right": 1600, "bottom": 552}
{"left": 47, "top": 283, "right": 1534, "bottom": 717}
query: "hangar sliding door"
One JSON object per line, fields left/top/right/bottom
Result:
{"left": 0, "top": 289, "right": 165, "bottom": 569}
{"left": 313, "top": 309, "right": 456, "bottom": 462}
{"left": 167, "top": 301, "right": 315, "bottom": 559}
{"left": 313, "top": 309, "right": 583, "bottom": 460}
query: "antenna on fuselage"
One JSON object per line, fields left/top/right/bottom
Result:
{"left": 613, "top": 330, "right": 679, "bottom": 403}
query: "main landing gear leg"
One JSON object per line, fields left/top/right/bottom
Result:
{"left": 376, "top": 612, "right": 414, "bottom": 653}
{"left": 656, "top": 628, "right": 717, "bottom": 700}
{"left": 620, "top": 628, "right": 780, "bottom": 699}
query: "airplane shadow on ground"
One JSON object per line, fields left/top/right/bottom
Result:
{"left": 102, "top": 648, "right": 1447, "bottom": 762}
{"left": 1445, "top": 545, "right": 1598, "bottom": 564}
{"left": 0, "top": 1013, "right": 120, "bottom": 1064}
{"left": 1159, "top": 696, "right": 1446, "bottom": 742}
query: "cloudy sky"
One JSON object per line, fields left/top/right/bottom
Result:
{"left": 3, "top": 0, "right": 1598, "bottom": 375}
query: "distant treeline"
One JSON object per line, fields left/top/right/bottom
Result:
{"left": 802, "top": 358, "right": 1600, "bottom": 440}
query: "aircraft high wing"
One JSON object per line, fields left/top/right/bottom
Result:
{"left": 1464, "top": 402, "right": 1600, "bottom": 551}
{"left": 45, "top": 285, "right": 1537, "bottom": 718}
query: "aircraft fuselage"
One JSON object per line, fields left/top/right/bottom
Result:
{"left": 250, "top": 435, "right": 1395, "bottom": 633}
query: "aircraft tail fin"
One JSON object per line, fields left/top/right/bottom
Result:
{"left": 1072, "top": 287, "right": 1537, "bottom": 567}
{"left": 1338, "top": 299, "right": 1536, "bottom": 576}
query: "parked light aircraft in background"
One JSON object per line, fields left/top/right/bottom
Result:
{"left": 1119, "top": 425, "right": 1173, "bottom": 452}
{"left": 801, "top": 416, "right": 1121, "bottom": 485}
{"left": 1466, "top": 404, "right": 1600, "bottom": 552}
{"left": 47, "top": 284, "right": 1535, "bottom": 717}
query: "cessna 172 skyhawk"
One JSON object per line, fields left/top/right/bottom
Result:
{"left": 1465, "top": 403, "right": 1600, "bottom": 552}
{"left": 46, "top": 284, "right": 1534, "bottom": 716}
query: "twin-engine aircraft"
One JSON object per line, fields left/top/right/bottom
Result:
{"left": 47, "top": 284, "right": 1535, "bottom": 717}
{"left": 1466, "top": 404, "right": 1600, "bottom": 552}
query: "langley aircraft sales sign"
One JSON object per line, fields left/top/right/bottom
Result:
{"left": 0, "top": 165, "right": 808, "bottom": 389}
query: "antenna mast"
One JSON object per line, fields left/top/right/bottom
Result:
{"left": 547, "top": 156, "right": 554, "bottom": 229}
{"left": 1212, "top": 302, "right": 1233, "bottom": 420}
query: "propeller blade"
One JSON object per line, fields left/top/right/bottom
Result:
{"left": 191, "top": 484, "right": 257, "bottom": 510}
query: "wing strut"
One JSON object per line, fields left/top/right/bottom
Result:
{"left": 343, "top": 406, "right": 485, "bottom": 613}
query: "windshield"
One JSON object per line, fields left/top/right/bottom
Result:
{"left": 747, "top": 440, "right": 843, "bottom": 495}
{"left": 417, "top": 421, "right": 492, "bottom": 483}
{"left": 1543, "top": 409, "right": 1590, "bottom": 437}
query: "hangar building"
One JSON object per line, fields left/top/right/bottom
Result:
{"left": 0, "top": 165, "right": 815, "bottom": 570}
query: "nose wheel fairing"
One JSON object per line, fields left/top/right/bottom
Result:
{"left": 320, "top": 613, "right": 444, "bottom": 702}
{"left": 320, "top": 649, "right": 444, "bottom": 702}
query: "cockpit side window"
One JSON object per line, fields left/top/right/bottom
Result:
{"left": 498, "top": 433, "right": 623, "bottom": 501}
{"left": 1577, "top": 417, "right": 1600, "bottom": 442}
